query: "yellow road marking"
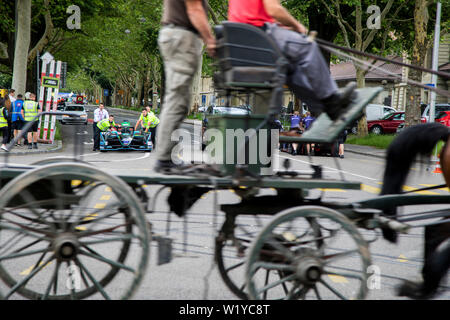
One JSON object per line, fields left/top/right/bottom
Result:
{"left": 376, "top": 182, "right": 440, "bottom": 195}
{"left": 328, "top": 275, "right": 348, "bottom": 283}
{"left": 105, "top": 187, "right": 112, "bottom": 192}
{"left": 71, "top": 180, "right": 82, "bottom": 187}
{"left": 20, "top": 261, "right": 53, "bottom": 276}
{"left": 361, "top": 184, "right": 381, "bottom": 194}
{"left": 318, "top": 188, "right": 346, "bottom": 192}
{"left": 100, "top": 195, "right": 111, "bottom": 201}
{"left": 94, "top": 203, "right": 106, "bottom": 209}
{"left": 397, "top": 254, "right": 408, "bottom": 263}
{"left": 420, "top": 184, "right": 450, "bottom": 192}
{"left": 75, "top": 226, "right": 87, "bottom": 231}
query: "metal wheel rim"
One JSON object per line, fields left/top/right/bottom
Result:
{"left": 245, "top": 206, "right": 371, "bottom": 300}
{"left": 0, "top": 162, "right": 150, "bottom": 300}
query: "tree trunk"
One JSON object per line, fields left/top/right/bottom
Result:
{"left": 355, "top": 66, "right": 369, "bottom": 136}
{"left": 12, "top": 0, "right": 31, "bottom": 95}
{"left": 405, "top": 0, "right": 429, "bottom": 128}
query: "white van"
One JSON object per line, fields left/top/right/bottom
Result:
{"left": 365, "top": 104, "right": 396, "bottom": 121}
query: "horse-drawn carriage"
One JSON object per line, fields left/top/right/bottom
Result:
{"left": 0, "top": 22, "right": 448, "bottom": 300}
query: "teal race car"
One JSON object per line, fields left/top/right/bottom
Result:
{"left": 99, "top": 120, "right": 153, "bottom": 152}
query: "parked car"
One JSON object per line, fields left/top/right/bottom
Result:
{"left": 347, "top": 104, "right": 396, "bottom": 134}
{"left": 421, "top": 103, "right": 450, "bottom": 123}
{"left": 367, "top": 111, "right": 404, "bottom": 134}
{"left": 434, "top": 111, "right": 450, "bottom": 127}
{"left": 60, "top": 104, "right": 88, "bottom": 125}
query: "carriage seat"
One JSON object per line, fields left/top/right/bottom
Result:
{"left": 214, "top": 22, "right": 288, "bottom": 90}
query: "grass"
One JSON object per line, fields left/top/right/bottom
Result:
{"left": 37, "top": 118, "right": 62, "bottom": 141}
{"left": 346, "top": 133, "right": 396, "bottom": 149}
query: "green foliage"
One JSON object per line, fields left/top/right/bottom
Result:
{"left": 346, "top": 133, "right": 395, "bottom": 149}
{"left": 0, "top": 73, "right": 12, "bottom": 88}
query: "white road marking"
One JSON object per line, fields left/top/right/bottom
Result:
{"left": 279, "top": 155, "right": 379, "bottom": 181}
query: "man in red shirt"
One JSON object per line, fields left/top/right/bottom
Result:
{"left": 228, "top": 0, "right": 356, "bottom": 121}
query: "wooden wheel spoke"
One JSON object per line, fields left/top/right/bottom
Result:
{"left": 75, "top": 258, "right": 111, "bottom": 300}
{"left": 224, "top": 261, "right": 245, "bottom": 274}
{"left": 4, "top": 254, "right": 55, "bottom": 299}
{"left": 75, "top": 223, "right": 129, "bottom": 238}
{"left": 255, "top": 273, "right": 297, "bottom": 296}
{"left": 322, "top": 249, "right": 359, "bottom": 263}
{"left": 319, "top": 279, "right": 347, "bottom": 300}
{"left": 41, "top": 261, "right": 61, "bottom": 300}
{"left": 79, "top": 247, "right": 135, "bottom": 273}
{"left": 0, "top": 247, "right": 50, "bottom": 262}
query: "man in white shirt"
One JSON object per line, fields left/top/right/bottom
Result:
{"left": 8, "top": 89, "right": 16, "bottom": 104}
{"left": 93, "top": 103, "right": 109, "bottom": 151}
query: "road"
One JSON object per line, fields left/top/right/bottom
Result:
{"left": 0, "top": 107, "right": 449, "bottom": 300}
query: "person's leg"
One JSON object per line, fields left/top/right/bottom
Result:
{"left": 266, "top": 25, "right": 338, "bottom": 109}
{"left": 339, "top": 143, "right": 344, "bottom": 156}
{"left": 93, "top": 124, "right": 100, "bottom": 150}
{"left": 1, "top": 127, "right": 8, "bottom": 149}
{"left": 156, "top": 27, "right": 202, "bottom": 164}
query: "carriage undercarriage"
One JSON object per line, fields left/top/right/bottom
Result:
{"left": 0, "top": 22, "right": 449, "bottom": 300}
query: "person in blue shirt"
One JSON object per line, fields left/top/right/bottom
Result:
{"left": 302, "top": 111, "right": 316, "bottom": 155}
{"left": 11, "top": 94, "right": 25, "bottom": 146}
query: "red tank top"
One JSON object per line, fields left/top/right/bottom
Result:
{"left": 228, "top": 0, "right": 275, "bottom": 27}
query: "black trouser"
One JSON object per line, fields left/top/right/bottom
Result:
{"left": 149, "top": 126, "right": 157, "bottom": 146}
{"left": 93, "top": 123, "right": 100, "bottom": 150}
{"left": 0, "top": 126, "right": 9, "bottom": 145}
{"left": 7, "top": 121, "right": 13, "bottom": 143}
{"left": 421, "top": 221, "right": 450, "bottom": 294}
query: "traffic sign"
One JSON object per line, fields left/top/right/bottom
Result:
{"left": 41, "top": 76, "right": 60, "bottom": 88}
{"left": 104, "top": 89, "right": 109, "bottom": 96}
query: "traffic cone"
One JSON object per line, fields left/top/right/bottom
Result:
{"left": 433, "top": 154, "right": 442, "bottom": 174}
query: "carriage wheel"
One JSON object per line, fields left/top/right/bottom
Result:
{"left": 215, "top": 214, "right": 322, "bottom": 300}
{"left": 0, "top": 163, "right": 150, "bottom": 300}
{"left": 31, "top": 157, "right": 90, "bottom": 166}
{"left": 245, "top": 206, "right": 371, "bottom": 300}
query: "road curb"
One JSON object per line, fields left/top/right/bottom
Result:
{"left": 5, "top": 141, "right": 63, "bottom": 156}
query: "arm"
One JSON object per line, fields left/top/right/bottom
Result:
{"left": 135, "top": 119, "right": 141, "bottom": 131}
{"left": 185, "top": 0, "right": 216, "bottom": 56}
{"left": 262, "top": 0, "right": 307, "bottom": 34}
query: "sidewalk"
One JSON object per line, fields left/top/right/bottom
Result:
{"left": 345, "top": 144, "right": 386, "bottom": 159}
{"left": 2, "top": 141, "right": 62, "bottom": 155}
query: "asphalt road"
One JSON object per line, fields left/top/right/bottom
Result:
{"left": 0, "top": 111, "right": 449, "bottom": 300}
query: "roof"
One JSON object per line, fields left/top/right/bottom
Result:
{"left": 439, "top": 62, "right": 450, "bottom": 72}
{"left": 330, "top": 56, "right": 403, "bottom": 82}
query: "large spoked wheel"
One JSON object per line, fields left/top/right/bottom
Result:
{"left": 215, "top": 214, "right": 265, "bottom": 300}
{"left": 245, "top": 206, "right": 371, "bottom": 300}
{"left": 216, "top": 214, "right": 322, "bottom": 300}
{"left": 0, "top": 163, "right": 150, "bottom": 300}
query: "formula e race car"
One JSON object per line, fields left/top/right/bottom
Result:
{"left": 99, "top": 120, "right": 153, "bottom": 152}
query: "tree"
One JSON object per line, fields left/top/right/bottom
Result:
{"left": 318, "top": 0, "right": 412, "bottom": 136}
{"left": 11, "top": 0, "right": 32, "bottom": 95}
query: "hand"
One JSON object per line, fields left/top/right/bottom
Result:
{"left": 205, "top": 38, "right": 216, "bottom": 57}
{"left": 296, "top": 23, "right": 308, "bottom": 34}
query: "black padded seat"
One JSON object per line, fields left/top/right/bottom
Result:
{"left": 214, "top": 22, "right": 287, "bottom": 90}
{"left": 224, "top": 67, "right": 277, "bottom": 87}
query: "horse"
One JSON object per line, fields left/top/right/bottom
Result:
{"left": 381, "top": 122, "right": 450, "bottom": 299}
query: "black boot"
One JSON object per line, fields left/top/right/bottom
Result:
{"left": 322, "top": 82, "right": 357, "bottom": 121}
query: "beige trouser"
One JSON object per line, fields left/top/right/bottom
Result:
{"left": 156, "top": 26, "right": 203, "bottom": 161}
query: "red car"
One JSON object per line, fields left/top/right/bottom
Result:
{"left": 367, "top": 111, "right": 404, "bottom": 134}
{"left": 435, "top": 111, "right": 450, "bottom": 127}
